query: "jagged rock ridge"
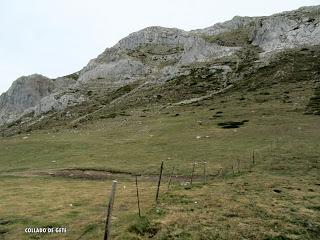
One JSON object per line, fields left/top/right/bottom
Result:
{"left": 1, "top": 5, "right": 320, "bottom": 127}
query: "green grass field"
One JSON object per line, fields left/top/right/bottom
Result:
{"left": 0, "top": 83, "right": 319, "bottom": 239}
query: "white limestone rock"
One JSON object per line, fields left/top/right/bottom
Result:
{"left": 0, "top": 74, "right": 54, "bottom": 124}
{"left": 116, "top": 26, "right": 189, "bottom": 50}
{"left": 179, "top": 35, "right": 240, "bottom": 65}
{"left": 34, "top": 93, "right": 86, "bottom": 115}
{"left": 77, "top": 59, "right": 151, "bottom": 86}
{"left": 251, "top": 6, "right": 320, "bottom": 52}
{"left": 0, "top": 74, "right": 79, "bottom": 125}
{"left": 1, "top": 5, "right": 320, "bottom": 127}
{"left": 194, "top": 16, "right": 257, "bottom": 36}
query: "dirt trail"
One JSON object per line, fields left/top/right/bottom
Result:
{"left": 0, "top": 168, "right": 211, "bottom": 182}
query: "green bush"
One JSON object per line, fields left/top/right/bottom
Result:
{"left": 128, "top": 216, "right": 159, "bottom": 236}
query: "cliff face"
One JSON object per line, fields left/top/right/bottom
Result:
{"left": 0, "top": 74, "right": 53, "bottom": 124}
{"left": 0, "top": 73, "right": 79, "bottom": 125}
{"left": 251, "top": 7, "right": 320, "bottom": 52}
{"left": 1, "top": 5, "right": 320, "bottom": 127}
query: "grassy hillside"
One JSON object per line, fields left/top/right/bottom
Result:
{"left": 0, "top": 73, "right": 319, "bottom": 239}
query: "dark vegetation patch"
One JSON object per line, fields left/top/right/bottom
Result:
{"left": 264, "top": 236, "right": 291, "bottom": 240}
{"left": 217, "top": 120, "right": 249, "bottom": 129}
{"left": 212, "top": 110, "right": 224, "bottom": 118}
{"left": 306, "top": 205, "right": 320, "bottom": 211}
{"left": 224, "top": 212, "right": 240, "bottom": 218}
{"left": 128, "top": 216, "right": 159, "bottom": 237}
{"left": 0, "top": 219, "right": 10, "bottom": 236}
{"left": 0, "top": 228, "right": 8, "bottom": 235}
{"left": 273, "top": 189, "right": 282, "bottom": 194}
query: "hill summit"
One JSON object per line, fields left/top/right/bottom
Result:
{"left": 1, "top": 5, "right": 320, "bottom": 134}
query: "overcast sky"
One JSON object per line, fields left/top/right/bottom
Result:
{"left": 0, "top": 0, "right": 319, "bottom": 94}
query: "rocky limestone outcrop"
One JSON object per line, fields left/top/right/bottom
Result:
{"left": 34, "top": 93, "right": 86, "bottom": 115}
{"left": 0, "top": 73, "right": 80, "bottom": 124}
{"left": 179, "top": 35, "right": 239, "bottom": 64}
{"left": 194, "top": 15, "right": 258, "bottom": 36}
{"left": 1, "top": 5, "right": 320, "bottom": 126}
{"left": 77, "top": 59, "right": 151, "bottom": 86}
{"left": 251, "top": 6, "right": 320, "bottom": 53}
{"left": 0, "top": 74, "right": 53, "bottom": 124}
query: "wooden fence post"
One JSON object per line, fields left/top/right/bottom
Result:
{"left": 135, "top": 175, "right": 141, "bottom": 217}
{"left": 156, "top": 161, "right": 164, "bottom": 204}
{"left": 104, "top": 180, "right": 117, "bottom": 240}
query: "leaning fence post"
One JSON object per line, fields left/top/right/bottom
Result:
{"left": 104, "top": 180, "right": 117, "bottom": 240}
{"left": 167, "top": 167, "right": 175, "bottom": 190}
{"left": 156, "top": 161, "right": 164, "bottom": 204}
{"left": 135, "top": 175, "right": 141, "bottom": 217}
